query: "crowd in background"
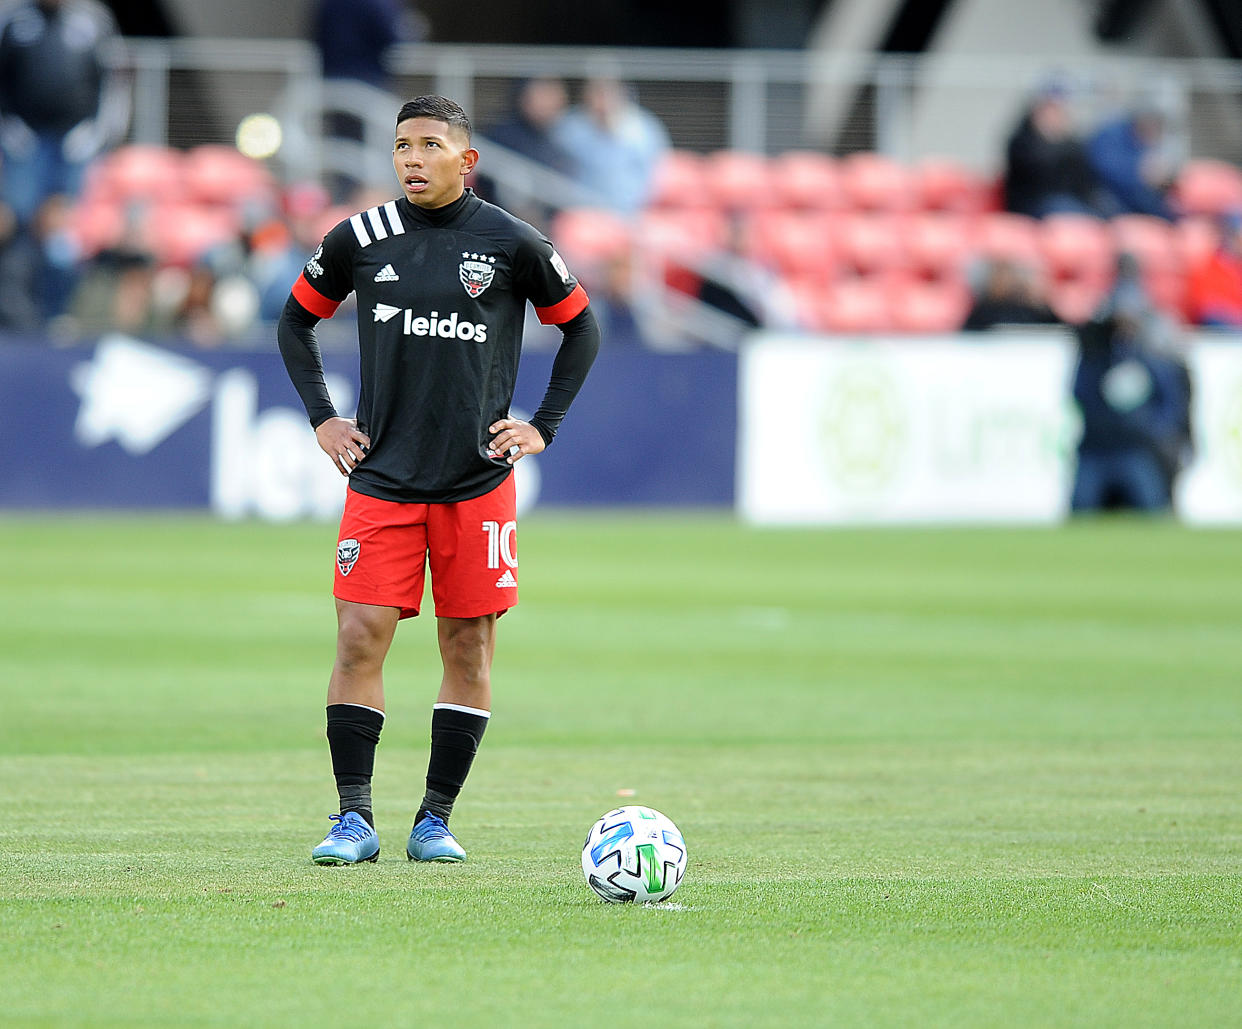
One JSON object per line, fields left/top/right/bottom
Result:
{"left": 2, "top": 0, "right": 1242, "bottom": 513}
{"left": 990, "top": 74, "right": 1239, "bottom": 513}
{"left": 4, "top": 3, "right": 1242, "bottom": 346}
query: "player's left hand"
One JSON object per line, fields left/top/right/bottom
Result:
{"left": 487, "top": 418, "right": 545, "bottom": 465}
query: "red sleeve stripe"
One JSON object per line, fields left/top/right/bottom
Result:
{"left": 292, "top": 274, "right": 342, "bottom": 319}
{"left": 535, "top": 283, "right": 589, "bottom": 325}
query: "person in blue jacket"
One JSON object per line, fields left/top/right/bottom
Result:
{"left": 1070, "top": 255, "right": 1192, "bottom": 513}
{"left": 1086, "top": 98, "right": 1181, "bottom": 221}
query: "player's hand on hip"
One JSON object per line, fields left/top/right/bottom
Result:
{"left": 315, "top": 417, "right": 371, "bottom": 476}
{"left": 487, "top": 418, "right": 545, "bottom": 465}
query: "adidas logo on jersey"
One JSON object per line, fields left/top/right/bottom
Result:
{"left": 374, "top": 264, "right": 400, "bottom": 282}
{"left": 495, "top": 569, "right": 517, "bottom": 588}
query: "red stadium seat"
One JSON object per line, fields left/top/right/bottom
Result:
{"left": 836, "top": 212, "right": 910, "bottom": 276}
{"left": 804, "top": 275, "right": 897, "bottom": 333}
{"left": 769, "top": 151, "right": 843, "bottom": 211}
{"left": 71, "top": 198, "right": 129, "bottom": 257}
{"left": 1142, "top": 267, "right": 1188, "bottom": 321}
{"left": 1039, "top": 214, "right": 1114, "bottom": 282}
{"left": 183, "top": 144, "right": 277, "bottom": 208}
{"left": 890, "top": 278, "right": 972, "bottom": 333}
{"left": 140, "top": 202, "right": 241, "bottom": 267}
{"left": 1174, "top": 216, "right": 1221, "bottom": 269}
{"left": 904, "top": 212, "right": 976, "bottom": 281}
{"left": 1174, "top": 159, "right": 1242, "bottom": 218}
{"left": 838, "top": 152, "right": 916, "bottom": 213}
{"left": 637, "top": 207, "right": 728, "bottom": 259}
{"left": 549, "top": 208, "right": 633, "bottom": 265}
{"left": 86, "top": 145, "right": 185, "bottom": 205}
{"left": 911, "top": 157, "right": 990, "bottom": 214}
{"left": 702, "top": 150, "right": 777, "bottom": 212}
{"left": 648, "top": 150, "right": 710, "bottom": 208}
{"left": 1110, "top": 214, "right": 1179, "bottom": 275}
{"left": 784, "top": 277, "right": 827, "bottom": 331}
{"left": 744, "top": 210, "right": 840, "bottom": 279}
{"left": 974, "top": 212, "right": 1043, "bottom": 269}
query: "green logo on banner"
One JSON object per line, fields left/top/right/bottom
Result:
{"left": 1221, "top": 377, "right": 1242, "bottom": 486}
{"left": 819, "top": 362, "right": 906, "bottom": 493}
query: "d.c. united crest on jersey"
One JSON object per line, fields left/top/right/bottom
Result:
{"left": 460, "top": 252, "right": 496, "bottom": 298}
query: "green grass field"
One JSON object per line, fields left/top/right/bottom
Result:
{"left": 1, "top": 512, "right": 1239, "bottom": 1027}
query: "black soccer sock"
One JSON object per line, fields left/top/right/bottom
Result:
{"left": 326, "top": 703, "right": 384, "bottom": 828}
{"left": 417, "top": 703, "right": 490, "bottom": 824}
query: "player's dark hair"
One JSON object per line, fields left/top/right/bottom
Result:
{"left": 396, "top": 96, "right": 472, "bottom": 141}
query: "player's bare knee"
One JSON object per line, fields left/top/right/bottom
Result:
{"left": 335, "top": 611, "right": 391, "bottom": 670}
{"left": 438, "top": 619, "right": 493, "bottom": 681}
{"left": 442, "top": 632, "right": 490, "bottom": 676}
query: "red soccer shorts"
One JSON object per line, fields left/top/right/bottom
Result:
{"left": 333, "top": 475, "right": 518, "bottom": 619}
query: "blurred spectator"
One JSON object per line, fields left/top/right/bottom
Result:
{"left": 583, "top": 250, "right": 645, "bottom": 345}
{"left": 32, "top": 194, "right": 82, "bottom": 322}
{"left": 69, "top": 247, "right": 161, "bottom": 337}
{"left": 0, "top": 198, "right": 40, "bottom": 329}
{"left": 1184, "top": 211, "right": 1242, "bottom": 329}
{"left": 485, "top": 77, "right": 572, "bottom": 175}
{"left": 1087, "top": 93, "right": 1183, "bottom": 221}
{"left": 65, "top": 187, "right": 320, "bottom": 345}
{"left": 312, "top": 0, "right": 424, "bottom": 89}
{"left": 0, "top": 0, "right": 128, "bottom": 227}
{"left": 1070, "top": 254, "right": 1192, "bottom": 513}
{"left": 67, "top": 201, "right": 167, "bottom": 337}
{"left": 0, "top": 193, "right": 84, "bottom": 331}
{"left": 1003, "top": 81, "right": 1103, "bottom": 219}
{"left": 248, "top": 183, "right": 335, "bottom": 322}
{"left": 313, "top": 0, "right": 427, "bottom": 200}
{"left": 961, "top": 258, "right": 1060, "bottom": 331}
{"left": 554, "top": 76, "right": 670, "bottom": 214}
{"left": 694, "top": 215, "right": 800, "bottom": 338}
{"left": 477, "top": 77, "right": 573, "bottom": 226}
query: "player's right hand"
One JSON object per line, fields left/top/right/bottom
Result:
{"left": 315, "top": 417, "right": 371, "bottom": 476}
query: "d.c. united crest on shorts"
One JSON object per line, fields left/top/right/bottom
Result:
{"left": 337, "top": 538, "right": 360, "bottom": 576}
{"left": 459, "top": 251, "right": 496, "bottom": 298}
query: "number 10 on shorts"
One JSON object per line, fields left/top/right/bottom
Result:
{"left": 482, "top": 520, "right": 517, "bottom": 570}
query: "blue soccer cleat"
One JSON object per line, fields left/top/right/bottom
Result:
{"left": 406, "top": 811, "right": 466, "bottom": 862}
{"left": 311, "top": 812, "right": 380, "bottom": 865}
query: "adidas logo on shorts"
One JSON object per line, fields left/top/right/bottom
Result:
{"left": 495, "top": 569, "right": 516, "bottom": 588}
{"left": 374, "top": 264, "right": 399, "bottom": 282}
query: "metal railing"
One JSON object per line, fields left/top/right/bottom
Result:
{"left": 121, "top": 38, "right": 1242, "bottom": 171}
{"left": 108, "top": 39, "right": 1242, "bottom": 349}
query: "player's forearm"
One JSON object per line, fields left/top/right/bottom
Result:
{"left": 277, "top": 295, "right": 339, "bottom": 428}
{"left": 530, "top": 304, "right": 601, "bottom": 444}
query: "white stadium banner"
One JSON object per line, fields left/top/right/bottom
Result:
{"left": 738, "top": 332, "right": 1079, "bottom": 525}
{"left": 1176, "top": 340, "right": 1242, "bottom": 525}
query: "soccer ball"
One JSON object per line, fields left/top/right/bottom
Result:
{"left": 581, "top": 806, "right": 687, "bottom": 903}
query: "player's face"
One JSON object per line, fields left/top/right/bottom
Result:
{"left": 393, "top": 118, "right": 479, "bottom": 209}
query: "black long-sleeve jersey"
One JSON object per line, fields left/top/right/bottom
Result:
{"left": 278, "top": 188, "right": 600, "bottom": 503}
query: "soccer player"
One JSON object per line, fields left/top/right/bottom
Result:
{"left": 278, "top": 95, "right": 600, "bottom": 865}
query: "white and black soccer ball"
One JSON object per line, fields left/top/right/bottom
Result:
{"left": 581, "top": 806, "right": 687, "bottom": 903}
